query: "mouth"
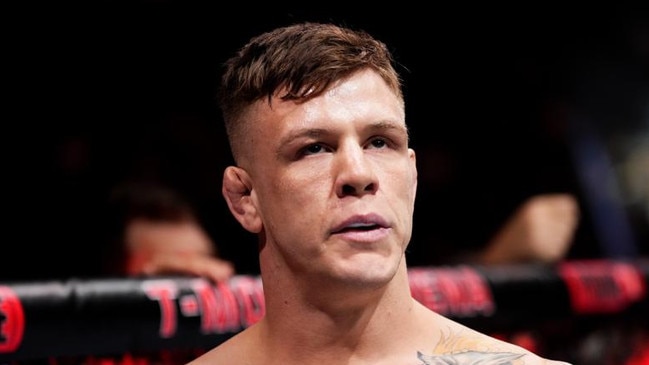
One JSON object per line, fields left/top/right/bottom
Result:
{"left": 331, "top": 214, "right": 389, "bottom": 234}
{"left": 334, "top": 222, "right": 381, "bottom": 233}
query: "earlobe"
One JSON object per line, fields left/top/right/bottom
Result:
{"left": 222, "top": 166, "right": 263, "bottom": 233}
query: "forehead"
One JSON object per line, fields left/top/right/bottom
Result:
{"left": 235, "top": 69, "right": 405, "bottom": 167}
{"left": 260, "top": 70, "right": 404, "bottom": 129}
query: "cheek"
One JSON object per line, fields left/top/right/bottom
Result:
{"left": 388, "top": 163, "right": 417, "bottom": 198}
{"left": 269, "top": 172, "right": 330, "bottom": 228}
{"left": 277, "top": 180, "right": 325, "bottom": 213}
{"left": 258, "top": 171, "right": 322, "bottom": 219}
{"left": 277, "top": 163, "right": 328, "bottom": 197}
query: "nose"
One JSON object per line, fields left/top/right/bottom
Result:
{"left": 334, "top": 144, "right": 378, "bottom": 198}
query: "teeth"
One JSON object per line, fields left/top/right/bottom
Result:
{"left": 348, "top": 223, "right": 373, "bottom": 228}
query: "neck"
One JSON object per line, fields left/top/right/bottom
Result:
{"left": 257, "top": 260, "right": 421, "bottom": 362}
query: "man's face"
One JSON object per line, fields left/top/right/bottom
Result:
{"left": 242, "top": 69, "right": 417, "bottom": 287}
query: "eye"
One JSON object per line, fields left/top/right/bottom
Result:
{"left": 302, "top": 143, "right": 326, "bottom": 156}
{"left": 368, "top": 137, "right": 388, "bottom": 149}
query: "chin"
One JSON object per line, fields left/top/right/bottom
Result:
{"left": 337, "top": 258, "right": 399, "bottom": 288}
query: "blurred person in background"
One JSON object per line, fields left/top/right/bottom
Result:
{"left": 100, "top": 180, "right": 234, "bottom": 282}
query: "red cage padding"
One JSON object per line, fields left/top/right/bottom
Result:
{"left": 1, "top": 259, "right": 647, "bottom": 362}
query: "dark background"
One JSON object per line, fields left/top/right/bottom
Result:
{"left": 4, "top": 3, "right": 648, "bottom": 280}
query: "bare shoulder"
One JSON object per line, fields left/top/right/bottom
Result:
{"left": 419, "top": 311, "right": 572, "bottom": 364}
{"left": 417, "top": 331, "right": 572, "bottom": 364}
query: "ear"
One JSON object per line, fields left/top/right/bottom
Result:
{"left": 409, "top": 148, "right": 418, "bottom": 199}
{"left": 222, "top": 166, "right": 263, "bottom": 233}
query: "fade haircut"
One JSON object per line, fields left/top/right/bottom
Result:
{"left": 217, "top": 22, "right": 404, "bottom": 164}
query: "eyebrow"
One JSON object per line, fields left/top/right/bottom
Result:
{"left": 275, "top": 128, "right": 327, "bottom": 157}
{"left": 275, "top": 120, "right": 410, "bottom": 154}
{"left": 278, "top": 128, "right": 327, "bottom": 147}
{"left": 373, "top": 120, "right": 409, "bottom": 136}
{"left": 275, "top": 120, "right": 409, "bottom": 154}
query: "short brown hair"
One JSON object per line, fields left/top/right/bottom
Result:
{"left": 217, "top": 22, "right": 403, "bottom": 163}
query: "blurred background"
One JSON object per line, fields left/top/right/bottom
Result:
{"left": 3, "top": 2, "right": 648, "bottom": 279}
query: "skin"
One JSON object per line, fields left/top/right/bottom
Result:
{"left": 124, "top": 218, "right": 234, "bottom": 282}
{"left": 188, "top": 69, "right": 572, "bottom": 365}
{"left": 482, "top": 193, "right": 579, "bottom": 265}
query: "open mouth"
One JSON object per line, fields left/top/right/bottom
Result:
{"left": 337, "top": 223, "right": 379, "bottom": 233}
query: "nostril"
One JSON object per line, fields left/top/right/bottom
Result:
{"left": 342, "top": 184, "right": 355, "bottom": 195}
{"left": 340, "top": 182, "right": 376, "bottom": 196}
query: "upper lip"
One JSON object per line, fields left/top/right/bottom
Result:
{"left": 330, "top": 213, "right": 389, "bottom": 233}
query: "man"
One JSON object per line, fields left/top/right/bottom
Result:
{"left": 104, "top": 181, "right": 234, "bottom": 282}
{"left": 188, "top": 22, "right": 572, "bottom": 364}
